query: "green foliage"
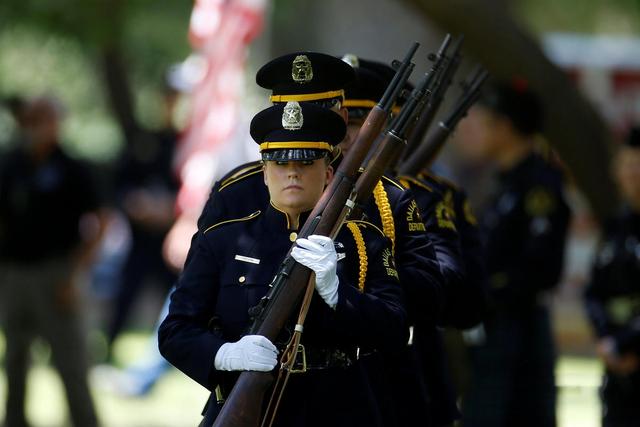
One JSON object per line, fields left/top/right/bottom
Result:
{"left": 515, "top": 0, "right": 640, "bottom": 35}
{"left": 0, "top": 1, "right": 191, "bottom": 161}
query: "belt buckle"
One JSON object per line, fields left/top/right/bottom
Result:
{"left": 290, "top": 344, "right": 307, "bottom": 374}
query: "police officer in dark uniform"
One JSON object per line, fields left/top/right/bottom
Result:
{"left": 178, "top": 51, "right": 445, "bottom": 427}
{"left": 457, "top": 81, "right": 571, "bottom": 427}
{"left": 584, "top": 126, "right": 640, "bottom": 427}
{"left": 195, "top": 51, "right": 353, "bottom": 233}
{"left": 397, "top": 170, "right": 488, "bottom": 426}
{"left": 402, "top": 171, "right": 489, "bottom": 410}
{"left": 400, "top": 171, "right": 488, "bottom": 328}
{"left": 159, "top": 101, "right": 407, "bottom": 427}
{"left": 341, "top": 54, "right": 467, "bottom": 427}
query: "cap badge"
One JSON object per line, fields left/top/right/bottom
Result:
{"left": 341, "top": 54, "right": 359, "bottom": 68}
{"left": 282, "top": 101, "right": 304, "bottom": 130}
{"left": 292, "top": 55, "right": 313, "bottom": 83}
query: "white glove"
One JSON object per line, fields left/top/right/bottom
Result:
{"left": 291, "top": 235, "right": 339, "bottom": 309}
{"left": 214, "top": 335, "right": 278, "bottom": 372}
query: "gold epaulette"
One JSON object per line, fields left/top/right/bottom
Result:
{"left": 218, "top": 162, "right": 263, "bottom": 192}
{"left": 203, "top": 210, "right": 261, "bottom": 234}
{"left": 396, "top": 175, "right": 434, "bottom": 192}
{"left": 346, "top": 222, "right": 368, "bottom": 293}
{"left": 380, "top": 175, "right": 406, "bottom": 191}
{"left": 373, "top": 181, "right": 396, "bottom": 255}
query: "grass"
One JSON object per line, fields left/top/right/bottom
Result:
{"left": 0, "top": 331, "right": 603, "bottom": 427}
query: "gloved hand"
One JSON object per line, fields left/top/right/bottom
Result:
{"left": 214, "top": 335, "right": 278, "bottom": 372}
{"left": 291, "top": 235, "right": 339, "bottom": 309}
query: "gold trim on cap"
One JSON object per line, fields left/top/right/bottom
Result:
{"left": 259, "top": 141, "right": 332, "bottom": 152}
{"left": 270, "top": 89, "right": 345, "bottom": 103}
{"left": 343, "top": 99, "right": 377, "bottom": 109}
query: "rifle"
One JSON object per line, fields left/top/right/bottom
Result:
{"left": 353, "top": 37, "right": 455, "bottom": 218}
{"left": 211, "top": 42, "right": 419, "bottom": 427}
{"left": 397, "top": 66, "right": 490, "bottom": 177}
{"left": 398, "top": 34, "right": 464, "bottom": 167}
{"left": 362, "top": 35, "right": 453, "bottom": 174}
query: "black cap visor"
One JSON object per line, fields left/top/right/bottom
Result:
{"left": 262, "top": 148, "right": 329, "bottom": 162}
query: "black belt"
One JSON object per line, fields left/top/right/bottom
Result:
{"left": 291, "top": 345, "right": 358, "bottom": 373}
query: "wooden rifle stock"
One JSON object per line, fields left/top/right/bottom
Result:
{"left": 211, "top": 42, "right": 419, "bottom": 427}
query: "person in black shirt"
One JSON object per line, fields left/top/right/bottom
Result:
{"left": 0, "top": 95, "right": 104, "bottom": 427}
{"left": 458, "top": 81, "right": 571, "bottom": 427}
{"left": 584, "top": 126, "right": 640, "bottom": 427}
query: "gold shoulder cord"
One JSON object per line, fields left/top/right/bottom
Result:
{"left": 373, "top": 180, "right": 396, "bottom": 255}
{"left": 346, "top": 222, "right": 368, "bottom": 293}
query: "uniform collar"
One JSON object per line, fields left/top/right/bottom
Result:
{"left": 265, "top": 201, "right": 312, "bottom": 232}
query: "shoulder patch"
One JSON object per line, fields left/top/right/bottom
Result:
{"left": 406, "top": 199, "right": 427, "bottom": 232}
{"left": 435, "top": 191, "right": 457, "bottom": 231}
{"left": 525, "top": 187, "right": 556, "bottom": 217}
{"left": 203, "top": 210, "right": 261, "bottom": 234}
{"left": 218, "top": 163, "right": 263, "bottom": 192}
{"left": 381, "top": 247, "right": 399, "bottom": 280}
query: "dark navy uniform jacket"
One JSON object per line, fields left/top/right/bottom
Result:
{"left": 396, "top": 171, "right": 484, "bottom": 427}
{"left": 159, "top": 204, "right": 406, "bottom": 427}
{"left": 400, "top": 171, "right": 488, "bottom": 329}
{"left": 189, "top": 160, "right": 444, "bottom": 426}
{"left": 482, "top": 153, "right": 570, "bottom": 310}
{"left": 196, "top": 161, "right": 444, "bottom": 317}
{"left": 584, "top": 207, "right": 640, "bottom": 426}
{"left": 585, "top": 208, "right": 640, "bottom": 356}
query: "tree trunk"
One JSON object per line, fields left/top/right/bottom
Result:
{"left": 403, "top": 0, "right": 617, "bottom": 222}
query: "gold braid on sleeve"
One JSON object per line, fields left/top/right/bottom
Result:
{"left": 373, "top": 180, "right": 396, "bottom": 255}
{"left": 346, "top": 222, "right": 368, "bottom": 293}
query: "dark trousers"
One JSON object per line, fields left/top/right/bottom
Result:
{"left": 462, "top": 306, "right": 556, "bottom": 427}
{"left": 601, "top": 370, "right": 640, "bottom": 427}
{"left": 0, "top": 258, "right": 99, "bottom": 427}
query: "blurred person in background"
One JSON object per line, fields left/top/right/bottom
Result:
{"left": 0, "top": 95, "right": 105, "bottom": 427}
{"left": 584, "top": 126, "right": 640, "bottom": 427}
{"left": 104, "top": 81, "right": 180, "bottom": 361}
{"left": 456, "top": 80, "right": 571, "bottom": 427}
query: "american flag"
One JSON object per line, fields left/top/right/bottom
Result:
{"left": 173, "top": 0, "right": 267, "bottom": 217}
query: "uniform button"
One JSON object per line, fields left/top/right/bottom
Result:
{"left": 238, "top": 276, "right": 246, "bottom": 284}
{"left": 289, "top": 232, "right": 298, "bottom": 242}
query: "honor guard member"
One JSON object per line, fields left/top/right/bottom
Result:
{"left": 398, "top": 171, "right": 487, "bottom": 329}
{"left": 179, "top": 51, "right": 444, "bottom": 425}
{"left": 159, "top": 102, "right": 408, "bottom": 427}
{"left": 458, "top": 81, "right": 571, "bottom": 427}
{"left": 585, "top": 126, "right": 640, "bottom": 427}
{"left": 397, "top": 170, "right": 489, "bottom": 424}
{"left": 342, "top": 55, "right": 464, "bottom": 426}
{"left": 195, "top": 52, "right": 443, "bottom": 326}
{"left": 195, "top": 51, "right": 353, "bottom": 234}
